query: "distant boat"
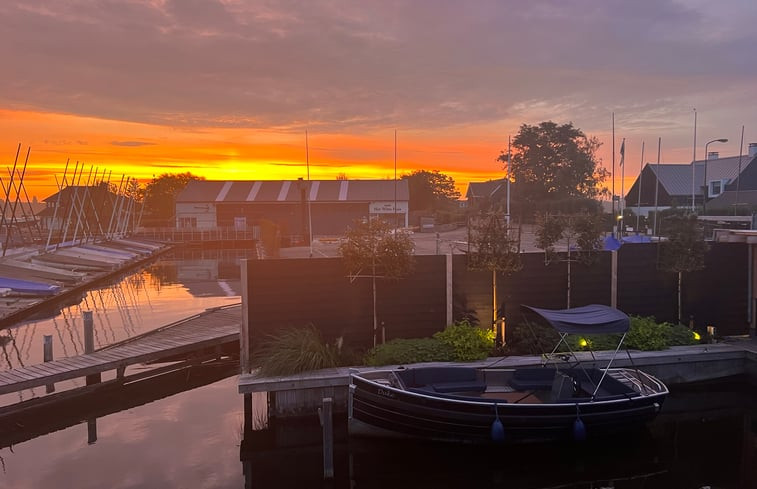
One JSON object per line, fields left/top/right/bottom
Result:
{"left": 0, "top": 276, "right": 61, "bottom": 296}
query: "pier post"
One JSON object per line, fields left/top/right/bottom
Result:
{"left": 319, "top": 397, "right": 334, "bottom": 479}
{"left": 83, "top": 311, "right": 101, "bottom": 385}
{"left": 87, "top": 418, "right": 97, "bottom": 445}
{"left": 43, "top": 335, "right": 54, "bottom": 393}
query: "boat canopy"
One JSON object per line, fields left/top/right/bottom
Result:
{"left": 521, "top": 304, "right": 630, "bottom": 335}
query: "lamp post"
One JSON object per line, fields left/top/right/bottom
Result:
{"left": 702, "top": 138, "right": 728, "bottom": 214}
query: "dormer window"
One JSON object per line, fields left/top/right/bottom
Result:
{"left": 708, "top": 179, "right": 728, "bottom": 198}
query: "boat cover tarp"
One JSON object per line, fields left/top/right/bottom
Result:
{"left": 521, "top": 304, "right": 629, "bottom": 334}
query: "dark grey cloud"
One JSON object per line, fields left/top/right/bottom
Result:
{"left": 1, "top": 0, "right": 756, "bottom": 139}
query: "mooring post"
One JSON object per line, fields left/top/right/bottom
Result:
{"left": 87, "top": 418, "right": 97, "bottom": 445}
{"left": 83, "top": 310, "right": 94, "bottom": 353}
{"left": 318, "top": 397, "right": 334, "bottom": 479}
{"left": 83, "top": 310, "right": 101, "bottom": 385}
{"left": 43, "top": 335, "right": 54, "bottom": 393}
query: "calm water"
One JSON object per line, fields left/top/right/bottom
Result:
{"left": 0, "top": 251, "right": 755, "bottom": 488}
{"left": 0, "top": 248, "right": 249, "bottom": 406}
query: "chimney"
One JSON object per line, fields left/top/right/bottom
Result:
{"left": 749, "top": 143, "right": 757, "bottom": 158}
{"left": 707, "top": 151, "right": 719, "bottom": 160}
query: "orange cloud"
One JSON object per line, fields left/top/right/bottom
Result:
{"left": 2, "top": 109, "right": 507, "bottom": 201}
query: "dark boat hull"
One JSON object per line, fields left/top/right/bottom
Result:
{"left": 350, "top": 375, "right": 666, "bottom": 444}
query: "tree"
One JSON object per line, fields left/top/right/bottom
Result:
{"left": 402, "top": 170, "right": 460, "bottom": 213}
{"left": 658, "top": 211, "right": 709, "bottom": 325}
{"left": 467, "top": 211, "right": 522, "bottom": 347}
{"left": 534, "top": 211, "right": 604, "bottom": 308}
{"left": 142, "top": 172, "right": 204, "bottom": 226}
{"left": 498, "top": 121, "right": 609, "bottom": 217}
{"left": 339, "top": 218, "right": 415, "bottom": 347}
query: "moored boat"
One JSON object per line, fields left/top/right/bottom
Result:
{"left": 349, "top": 304, "right": 669, "bottom": 444}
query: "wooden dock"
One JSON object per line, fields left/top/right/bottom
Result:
{"left": 0, "top": 303, "right": 241, "bottom": 395}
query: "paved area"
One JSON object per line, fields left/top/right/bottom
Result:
{"left": 278, "top": 224, "right": 544, "bottom": 259}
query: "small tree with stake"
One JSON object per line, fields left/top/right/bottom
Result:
{"left": 535, "top": 211, "right": 604, "bottom": 308}
{"left": 467, "top": 211, "right": 523, "bottom": 347}
{"left": 658, "top": 211, "right": 708, "bottom": 325}
{"left": 339, "top": 218, "right": 415, "bottom": 347}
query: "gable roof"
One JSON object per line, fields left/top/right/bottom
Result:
{"left": 465, "top": 178, "right": 508, "bottom": 200}
{"left": 646, "top": 154, "right": 757, "bottom": 197}
{"left": 176, "top": 179, "right": 409, "bottom": 204}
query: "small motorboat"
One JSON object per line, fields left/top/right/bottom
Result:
{"left": 349, "top": 304, "right": 669, "bottom": 444}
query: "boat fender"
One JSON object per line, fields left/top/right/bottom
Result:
{"left": 573, "top": 404, "right": 587, "bottom": 442}
{"left": 491, "top": 403, "right": 505, "bottom": 443}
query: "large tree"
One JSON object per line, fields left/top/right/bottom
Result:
{"left": 402, "top": 170, "right": 460, "bottom": 212}
{"left": 498, "top": 121, "right": 608, "bottom": 217}
{"left": 142, "top": 172, "right": 204, "bottom": 226}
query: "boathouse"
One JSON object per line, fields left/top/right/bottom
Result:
{"left": 174, "top": 179, "right": 409, "bottom": 239}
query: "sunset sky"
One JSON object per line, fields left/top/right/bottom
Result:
{"left": 3, "top": 0, "right": 757, "bottom": 201}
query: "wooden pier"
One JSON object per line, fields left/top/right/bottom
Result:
{"left": 0, "top": 303, "right": 241, "bottom": 396}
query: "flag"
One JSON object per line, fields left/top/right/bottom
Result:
{"left": 619, "top": 139, "right": 625, "bottom": 165}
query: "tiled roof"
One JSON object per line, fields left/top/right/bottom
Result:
{"left": 648, "top": 155, "right": 757, "bottom": 196}
{"left": 176, "top": 180, "right": 409, "bottom": 203}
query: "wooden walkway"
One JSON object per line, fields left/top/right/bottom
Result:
{"left": 0, "top": 304, "right": 241, "bottom": 395}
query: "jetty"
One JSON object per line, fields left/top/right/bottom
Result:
{"left": 0, "top": 303, "right": 241, "bottom": 399}
{"left": 238, "top": 338, "right": 757, "bottom": 417}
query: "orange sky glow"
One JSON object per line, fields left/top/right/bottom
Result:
{"left": 5, "top": 107, "right": 652, "bottom": 203}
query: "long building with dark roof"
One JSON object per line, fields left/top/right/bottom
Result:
{"left": 175, "top": 179, "right": 409, "bottom": 239}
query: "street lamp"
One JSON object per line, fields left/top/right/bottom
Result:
{"left": 702, "top": 138, "right": 728, "bottom": 214}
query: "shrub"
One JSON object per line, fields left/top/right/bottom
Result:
{"left": 433, "top": 319, "right": 495, "bottom": 361}
{"left": 625, "top": 316, "right": 670, "bottom": 351}
{"left": 665, "top": 323, "right": 699, "bottom": 346}
{"left": 252, "top": 325, "right": 342, "bottom": 376}
{"left": 507, "top": 320, "right": 561, "bottom": 355}
{"left": 364, "top": 338, "right": 455, "bottom": 366}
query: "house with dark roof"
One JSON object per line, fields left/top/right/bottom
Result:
{"left": 624, "top": 145, "right": 757, "bottom": 216}
{"left": 39, "top": 184, "right": 123, "bottom": 233}
{"left": 464, "top": 178, "right": 509, "bottom": 209}
{"left": 175, "top": 179, "right": 409, "bottom": 239}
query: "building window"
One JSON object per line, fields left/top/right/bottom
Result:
{"left": 178, "top": 217, "right": 197, "bottom": 228}
{"left": 709, "top": 180, "right": 722, "bottom": 197}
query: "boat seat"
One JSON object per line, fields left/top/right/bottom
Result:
{"left": 549, "top": 371, "right": 577, "bottom": 402}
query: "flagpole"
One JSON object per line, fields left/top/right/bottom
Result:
{"left": 735, "top": 125, "right": 745, "bottom": 214}
{"left": 306, "top": 129, "right": 313, "bottom": 258}
{"left": 620, "top": 137, "right": 625, "bottom": 238}
{"left": 506, "top": 135, "right": 511, "bottom": 228}
{"left": 636, "top": 141, "right": 644, "bottom": 232}
{"left": 394, "top": 129, "right": 398, "bottom": 229}
{"left": 691, "top": 108, "right": 697, "bottom": 211}
{"left": 653, "top": 137, "right": 661, "bottom": 237}
{"left": 612, "top": 113, "right": 616, "bottom": 226}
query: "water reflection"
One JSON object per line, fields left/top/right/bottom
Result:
{"left": 0, "top": 249, "right": 251, "bottom": 405}
{"left": 241, "top": 377, "right": 757, "bottom": 489}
